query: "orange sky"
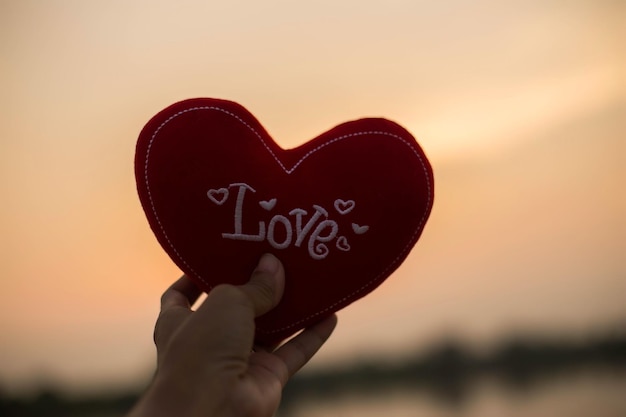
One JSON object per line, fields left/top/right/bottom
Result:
{"left": 0, "top": 0, "right": 624, "bottom": 393}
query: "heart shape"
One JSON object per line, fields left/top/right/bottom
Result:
{"left": 207, "top": 188, "right": 229, "bottom": 205}
{"left": 334, "top": 199, "right": 355, "bottom": 215}
{"left": 135, "top": 98, "right": 434, "bottom": 344}
{"left": 259, "top": 198, "right": 277, "bottom": 211}
{"left": 352, "top": 223, "right": 369, "bottom": 235}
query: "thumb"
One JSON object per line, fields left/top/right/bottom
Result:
{"left": 193, "top": 253, "right": 285, "bottom": 333}
{"left": 191, "top": 254, "right": 285, "bottom": 360}
{"left": 238, "top": 253, "right": 285, "bottom": 317}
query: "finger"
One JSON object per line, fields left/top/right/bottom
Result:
{"left": 237, "top": 253, "right": 285, "bottom": 318}
{"left": 160, "top": 275, "right": 203, "bottom": 311}
{"left": 253, "top": 340, "right": 281, "bottom": 353}
{"left": 273, "top": 314, "right": 337, "bottom": 382}
{"left": 154, "top": 275, "right": 202, "bottom": 351}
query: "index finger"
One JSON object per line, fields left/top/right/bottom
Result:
{"left": 275, "top": 314, "right": 338, "bottom": 379}
{"left": 160, "top": 275, "right": 203, "bottom": 311}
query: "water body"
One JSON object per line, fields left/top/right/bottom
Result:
{"left": 279, "top": 371, "right": 626, "bottom": 417}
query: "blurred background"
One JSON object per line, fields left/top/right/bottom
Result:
{"left": 1, "top": 0, "right": 624, "bottom": 416}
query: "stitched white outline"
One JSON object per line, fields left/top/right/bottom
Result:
{"left": 143, "top": 105, "right": 433, "bottom": 336}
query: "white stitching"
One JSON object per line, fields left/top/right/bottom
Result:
{"left": 334, "top": 199, "right": 355, "bottom": 215}
{"left": 143, "top": 105, "right": 433, "bottom": 334}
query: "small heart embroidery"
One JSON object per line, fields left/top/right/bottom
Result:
{"left": 207, "top": 188, "right": 229, "bottom": 205}
{"left": 259, "top": 198, "right": 277, "bottom": 211}
{"left": 334, "top": 199, "right": 355, "bottom": 215}
{"left": 336, "top": 236, "right": 351, "bottom": 251}
{"left": 135, "top": 98, "right": 434, "bottom": 344}
{"left": 352, "top": 223, "right": 369, "bottom": 235}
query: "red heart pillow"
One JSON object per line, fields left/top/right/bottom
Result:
{"left": 135, "top": 98, "right": 434, "bottom": 344}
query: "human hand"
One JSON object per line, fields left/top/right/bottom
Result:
{"left": 128, "top": 253, "right": 337, "bottom": 417}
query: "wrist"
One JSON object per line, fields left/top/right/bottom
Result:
{"left": 128, "top": 372, "right": 226, "bottom": 417}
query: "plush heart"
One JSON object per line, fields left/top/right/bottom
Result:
{"left": 135, "top": 98, "right": 434, "bottom": 344}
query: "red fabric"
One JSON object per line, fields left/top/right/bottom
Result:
{"left": 135, "top": 98, "right": 434, "bottom": 344}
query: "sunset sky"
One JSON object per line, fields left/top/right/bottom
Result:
{"left": 1, "top": 0, "right": 624, "bottom": 394}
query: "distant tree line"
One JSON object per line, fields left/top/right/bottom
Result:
{"left": 1, "top": 330, "right": 625, "bottom": 417}
{"left": 280, "top": 330, "right": 626, "bottom": 407}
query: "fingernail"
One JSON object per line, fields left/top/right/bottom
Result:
{"left": 257, "top": 253, "right": 279, "bottom": 275}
